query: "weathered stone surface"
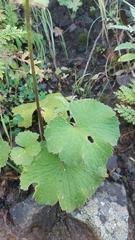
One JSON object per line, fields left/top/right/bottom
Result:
{"left": 0, "top": 180, "right": 129, "bottom": 239}
{"left": 8, "top": 195, "right": 97, "bottom": 240}
{"left": 10, "top": 195, "right": 50, "bottom": 230}
{"left": 71, "top": 180, "right": 129, "bottom": 240}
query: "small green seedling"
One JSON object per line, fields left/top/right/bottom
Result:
{"left": 57, "top": 0, "right": 82, "bottom": 13}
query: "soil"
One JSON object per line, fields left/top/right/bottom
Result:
{"left": 1, "top": 0, "right": 135, "bottom": 239}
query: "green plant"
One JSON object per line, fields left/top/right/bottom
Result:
{"left": 3, "top": 1, "right": 18, "bottom": 27}
{"left": 106, "top": 0, "right": 119, "bottom": 26}
{"left": 53, "top": 27, "right": 68, "bottom": 58}
{"left": 32, "top": 7, "right": 68, "bottom": 67}
{"left": 0, "top": 1, "right": 47, "bottom": 114}
{"left": 89, "top": 6, "right": 96, "bottom": 17}
{"left": 57, "top": 0, "right": 82, "bottom": 14}
{"left": 115, "top": 79, "right": 135, "bottom": 124}
{"left": 38, "top": 8, "right": 57, "bottom": 68}
{"left": 109, "top": 1, "right": 135, "bottom": 62}
{"left": 97, "top": 0, "right": 108, "bottom": 42}
{"left": 24, "top": 0, "right": 45, "bottom": 140}
{"left": 1, "top": 92, "right": 120, "bottom": 212}
{"left": 0, "top": 24, "right": 26, "bottom": 77}
{"left": 0, "top": 0, "right": 27, "bottom": 74}
{"left": 0, "top": 0, "right": 120, "bottom": 213}
{"left": 115, "top": 42, "right": 135, "bottom": 63}
{"left": 78, "top": 32, "right": 88, "bottom": 45}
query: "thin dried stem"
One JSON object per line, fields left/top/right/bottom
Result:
{"left": 24, "top": 0, "right": 44, "bottom": 140}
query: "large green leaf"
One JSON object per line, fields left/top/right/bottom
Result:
{"left": 12, "top": 93, "right": 68, "bottom": 128}
{"left": 20, "top": 147, "right": 106, "bottom": 212}
{"left": 11, "top": 131, "right": 41, "bottom": 166}
{"left": 0, "top": 137, "right": 10, "bottom": 167}
{"left": 45, "top": 99, "right": 120, "bottom": 166}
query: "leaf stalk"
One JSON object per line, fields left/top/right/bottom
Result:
{"left": 24, "top": 0, "right": 44, "bottom": 140}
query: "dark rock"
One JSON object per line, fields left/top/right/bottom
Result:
{"left": 129, "top": 180, "right": 135, "bottom": 191}
{"left": 116, "top": 74, "right": 132, "bottom": 87}
{"left": 132, "top": 193, "right": 135, "bottom": 202}
{"left": 69, "top": 23, "right": 77, "bottom": 33}
{"left": 116, "top": 167, "right": 121, "bottom": 174}
{"left": 0, "top": 180, "right": 127, "bottom": 240}
{"left": 106, "top": 155, "right": 118, "bottom": 172}
{"left": 39, "top": 83, "right": 47, "bottom": 90}
{"left": 110, "top": 172, "right": 121, "bottom": 182}
{"left": 7, "top": 195, "right": 97, "bottom": 240}
{"left": 52, "top": 77, "right": 58, "bottom": 83}
{"left": 119, "top": 153, "right": 129, "bottom": 163}
{"left": 51, "top": 5, "right": 71, "bottom": 28}
{"left": 77, "top": 69, "right": 84, "bottom": 78}
{"left": 78, "top": 13, "right": 93, "bottom": 29}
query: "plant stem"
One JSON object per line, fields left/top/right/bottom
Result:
{"left": 0, "top": 113, "right": 12, "bottom": 147}
{"left": 24, "top": 0, "right": 44, "bottom": 140}
{"left": 6, "top": 162, "right": 22, "bottom": 175}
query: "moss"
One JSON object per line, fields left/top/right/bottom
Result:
{"left": 78, "top": 33, "right": 88, "bottom": 45}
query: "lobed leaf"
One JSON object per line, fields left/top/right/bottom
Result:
{"left": 11, "top": 131, "right": 41, "bottom": 166}
{"left": 40, "top": 93, "right": 68, "bottom": 122}
{"left": 12, "top": 93, "right": 68, "bottom": 128}
{"left": 45, "top": 99, "right": 120, "bottom": 166}
{"left": 20, "top": 147, "right": 106, "bottom": 212}
{"left": 12, "top": 102, "right": 36, "bottom": 128}
{"left": 58, "top": 0, "right": 82, "bottom": 12}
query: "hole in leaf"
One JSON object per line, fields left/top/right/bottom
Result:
{"left": 70, "top": 117, "right": 76, "bottom": 127}
{"left": 67, "top": 110, "right": 70, "bottom": 117}
{"left": 87, "top": 136, "right": 94, "bottom": 143}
